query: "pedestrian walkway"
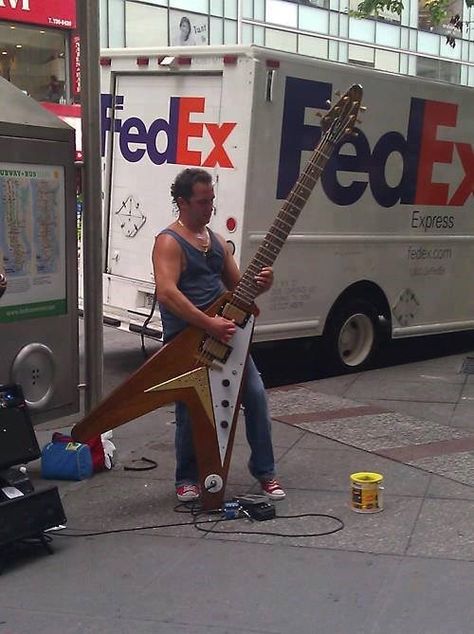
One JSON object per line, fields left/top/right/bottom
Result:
{"left": 268, "top": 362, "right": 474, "bottom": 487}
{"left": 4, "top": 326, "right": 474, "bottom": 634}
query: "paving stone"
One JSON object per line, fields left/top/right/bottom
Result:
{"left": 408, "top": 452, "right": 474, "bottom": 487}
{"left": 407, "top": 498, "right": 474, "bottom": 560}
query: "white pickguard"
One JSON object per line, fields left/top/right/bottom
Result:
{"left": 208, "top": 314, "right": 255, "bottom": 465}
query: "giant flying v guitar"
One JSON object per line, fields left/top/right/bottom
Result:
{"left": 72, "top": 84, "right": 364, "bottom": 510}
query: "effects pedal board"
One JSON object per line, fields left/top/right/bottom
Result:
{"left": 233, "top": 494, "right": 276, "bottom": 521}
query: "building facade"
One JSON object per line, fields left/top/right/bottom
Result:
{"left": 0, "top": 0, "right": 78, "bottom": 103}
{"left": 99, "top": 0, "right": 474, "bottom": 86}
{"left": 0, "top": 0, "right": 82, "bottom": 160}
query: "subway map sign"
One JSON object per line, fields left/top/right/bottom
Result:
{"left": 0, "top": 162, "right": 66, "bottom": 322}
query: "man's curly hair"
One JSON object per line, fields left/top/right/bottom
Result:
{"left": 170, "top": 168, "right": 212, "bottom": 204}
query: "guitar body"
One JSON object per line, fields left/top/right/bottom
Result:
{"left": 72, "top": 292, "right": 257, "bottom": 510}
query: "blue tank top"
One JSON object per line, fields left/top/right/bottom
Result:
{"left": 158, "top": 227, "right": 226, "bottom": 342}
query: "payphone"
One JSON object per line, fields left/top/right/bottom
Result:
{"left": 0, "top": 77, "right": 79, "bottom": 422}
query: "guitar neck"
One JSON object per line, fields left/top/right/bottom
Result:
{"left": 232, "top": 136, "right": 333, "bottom": 307}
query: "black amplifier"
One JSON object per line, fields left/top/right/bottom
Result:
{"left": 0, "top": 487, "right": 66, "bottom": 547}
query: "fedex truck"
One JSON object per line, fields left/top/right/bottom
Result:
{"left": 97, "top": 45, "right": 474, "bottom": 372}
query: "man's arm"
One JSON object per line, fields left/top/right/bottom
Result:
{"left": 152, "top": 234, "right": 236, "bottom": 342}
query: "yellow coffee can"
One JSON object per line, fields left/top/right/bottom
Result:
{"left": 350, "top": 472, "right": 384, "bottom": 513}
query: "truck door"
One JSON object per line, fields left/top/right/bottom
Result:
{"left": 104, "top": 73, "right": 224, "bottom": 283}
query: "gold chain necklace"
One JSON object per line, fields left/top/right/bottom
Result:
{"left": 177, "top": 218, "right": 210, "bottom": 253}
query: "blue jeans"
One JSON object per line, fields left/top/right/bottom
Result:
{"left": 175, "top": 356, "right": 275, "bottom": 486}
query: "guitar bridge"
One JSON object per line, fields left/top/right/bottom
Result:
{"left": 220, "top": 302, "right": 251, "bottom": 328}
{"left": 198, "top": 336, "right": 232, "bottom": 364}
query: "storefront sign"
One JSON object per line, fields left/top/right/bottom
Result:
{"left": 71, "top": 33, "right": 80, "bottom": 95}
{"left": 40, "top": 103, "right": 82, "bottom": 162}
{"left": 0, "top": 0, "right": 76, "bottom": 29}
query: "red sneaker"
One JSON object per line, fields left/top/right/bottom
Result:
{"left": 260, "top": 479, "right": 286, "bottom": 500}
{"left": 176, "top": 484, "right": 200, "bottom": 502}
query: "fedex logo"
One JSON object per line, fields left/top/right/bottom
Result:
{"left": 277, "top": 77, "right": 474, "bottom": 207}
{"left": 101, "top": 94, "right": 236, "bottom": 168}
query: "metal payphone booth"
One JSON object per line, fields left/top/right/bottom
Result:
{"left": 0, "top": 77, "right": 79, "bottom": 422}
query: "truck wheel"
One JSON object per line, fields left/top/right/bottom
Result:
{"left": 324, "top": 298, "right": 380, "bottom": 373}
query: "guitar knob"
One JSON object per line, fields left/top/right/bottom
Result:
{"left": 220, "top": 420, "right": 229, "bottom": 429}
{"left": 221, "top": 400, "right": 229, "bottom": 408}
{"left": 222, "top": 379, "right": 230, "bottom": 387}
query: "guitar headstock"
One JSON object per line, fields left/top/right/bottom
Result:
{"left": 319, "top": 84, "right": 365, "bottom": 145}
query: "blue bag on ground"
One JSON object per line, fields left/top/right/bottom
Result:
{"left": 41, "top": 439, "right": 93, "bottom": 481}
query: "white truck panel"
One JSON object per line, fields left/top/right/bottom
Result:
{"left": 98, "top": 45, "right": 474, "bottom": 368}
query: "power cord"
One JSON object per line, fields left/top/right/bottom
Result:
{"left": 50, "top": 502, "right": 344, "bottom": 539}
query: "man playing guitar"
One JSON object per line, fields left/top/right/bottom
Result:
{"left": 152, "top": 168, "right": 286, "bottom": 503}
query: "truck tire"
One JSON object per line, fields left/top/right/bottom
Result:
{"left": 323, "top": 298, "right": 381, "bottom": 373}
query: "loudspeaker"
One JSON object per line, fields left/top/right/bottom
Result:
{"left": 0, "top": 383, "right": 40, "bottom": 470}
{"left": 0, "top": 487, "right": 66, "bottom": 547}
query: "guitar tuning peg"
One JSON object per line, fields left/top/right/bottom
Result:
{"left": 326, "top": 99, "right": 332, "bottom": 107}
{"left": 359, "top": 105, "right": 368, "bottom": 112}
{"left": 345, "top": 127, "right": 353, "bottom": 134}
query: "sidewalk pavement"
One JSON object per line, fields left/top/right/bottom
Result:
{"left": 3, "top": 325, "right": 474, "bottom": 633}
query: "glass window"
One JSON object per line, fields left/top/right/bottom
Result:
{"left": 170, "top": 0, "right": 209, "bottom": 11}
{"left": 265, "top": 27, "right": 297, "bottom": 51}
{"left": 298, "top": 34, "right": 328, "bottom": 58}
{"left": 399, "top": 52, "right": 409, "bottom": 73}
{"left": 439, "top": 59, "right": 461, "bottom": 82}
{"left": 170, "top": 11, "right": 209, "bottom": 45}
{"left": 242, "top": 23, "right": 254, "bottom": 43}
{"left": 418, "top": 57, "right": 441, "bottom": 79}
{"left": 254, "top": 25, "right": 265, "bottom": 44}
{"left": 339, "top": 13, "right": 349, "bottom": 36}
{"left": 255, "top": 0, "right": 265, "bottom": 21}
{"left": 375, "top": 49, "right": 399, "bottom": 72}
{"left": 299, "top": 6, "right": 329, "bottom": 31}
{"left": 125, "top": 2, "right": 168, "bottom": 46}
{"left": 224, "top": 0, "right": 238, "bottom": 19}
{"left": 224, "top": 19, "right": 238, "bottom": 43}
{"left": 267, "top": 0, "right": 298, "bottom": 27}
{"left": 375, "top": 22, "right": 400, "bottom": 46}
{"left": 109, "top": 0, "right": 125, "bottom": 47}
{"left": 210, "top": 0, "right": 224, "bottom": 15}
{"left": 210, "top": 16, "right": 223, "bottom": 43}
{"left": 100, "top": 0, "right": 108, "bottom": 48}
{"left": 468, "top": 66, "right": 474, "bottom": 86}
{"left": 283, "top": 0, "right": 329, "bottom": 4}
{"left": 242, "top": 0, "right": 254, "bottom": 18}
{"left": 0, "top": 24, "right": 66, "bottom": 102}
{"left": 418, "top": 0, "right": 462, "bottom": 34}
{"left": 338, "top": 40, "right": 348, "bottom": 62}
{"left": 349, "top": 17, "right": 375, "bottom": 41}
{"left": 400, "top": 27, "right": 409, "bottom": 48}
{"left": 418, "top": 31, "right": 440, "bottom": 54}
{"left": 328, "top": 39, "right": 338, "bottom": 60}
{"left": 348, "top": 0, "right": 399, "bottom": 22}
{"left": 329, "top": 12, "right": 339, "bottom": 35}
{"left": 348, "top": 43, "right": 375, "bottom": 66}
{"left": 416, "top": 56, "right": 461, "bottom": 82}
